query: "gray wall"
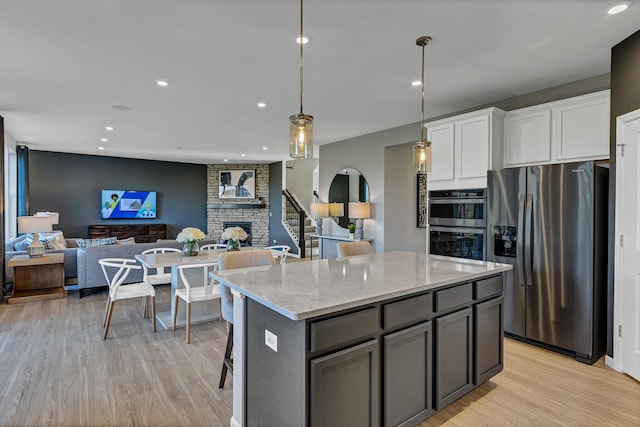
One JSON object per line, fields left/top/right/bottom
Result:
{"left": 269, "top": 162, "right": 298, "bottom": 254}
{"left": 28, "top": 151, "right": 207, "bottom": 239}
{"left": 319, "top": 74, "right": 611, "bottom": 253}
{"left": 286, "top": 158, "right": 319, "bottom": 213}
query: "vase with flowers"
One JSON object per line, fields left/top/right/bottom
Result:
{"left": 221, "top": 226, "right": 248, "bottom": 251}
{"left": 176, "top": 227, "right": 206, "bottom": 256}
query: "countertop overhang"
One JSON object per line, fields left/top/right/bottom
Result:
{"left": 211, "top": 251, "right": 512, "bottom": 321}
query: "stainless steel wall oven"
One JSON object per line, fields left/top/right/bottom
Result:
{"left": 428, "top": 189, "right": 486, "bottom": 260}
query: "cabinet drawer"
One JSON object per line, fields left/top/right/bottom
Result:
{"left": 474, "top": 275, "right": 503, "bottom": 301}
{"left": 383, "top": 293, "right": 433, "bottom": 330}
{"left": 435, "top": 283, "right": 472, "bottom": 313}
{"left": 310, "top": 307, "right": 378, "bottom": 353}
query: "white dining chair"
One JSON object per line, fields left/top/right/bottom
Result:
{"left": 140, "top": 247, "right": 182, "bottom": 286}
{"left": 336, "top": 241, "right": 374, "bottom": 257}
{"left": 217, "top": 249, "right": 275, "bottom": 388}
{"left": 200, "top": 243, "right": 228, "bottom": 251}
{"left": 173, "top": 262, "right": 221, "bottom": 344}
{"left": 99, "top": 258, "right": 156, "bottom": 339}
{"left": 265, "top": 245, "right": 291, "bottom": 264}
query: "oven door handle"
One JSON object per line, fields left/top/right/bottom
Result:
{"left": 429, "top": 226, "right": 485, "bottom": 235}
{"left": 428, "top": 198, "right": 486, "bottom": 205}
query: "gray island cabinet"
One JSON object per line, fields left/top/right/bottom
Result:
{"left": 211, "top": 251, "right": 511, "bottom": 427}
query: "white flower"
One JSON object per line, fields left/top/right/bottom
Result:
{"left": 221, "top": 226, "right": 248, "bottom": 241}
{"left": 176, "top": 227, "right": 206, "bottom": 243}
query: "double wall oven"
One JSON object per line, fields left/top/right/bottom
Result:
{"left": 428, "top": 188, "right": 486, "bottom": 261}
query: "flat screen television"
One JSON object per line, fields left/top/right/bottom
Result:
{"left": 101, "top": 190, "right": 157, "bottom": 219}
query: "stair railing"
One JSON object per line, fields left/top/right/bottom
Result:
{"left": 282, "top": 189, "right": 306, "bottom": 258}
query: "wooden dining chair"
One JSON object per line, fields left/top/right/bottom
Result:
{"left": 217, "top": 249, "right": 275, "bottom": 388}
{"left": 173, "top": 262, "right": 221, "bottom": 343}
{"left": 99, "top": 258, "right": 156, "bottom": 339}
{"left": 336, "top": 241, "right": 374, "bottom": 257}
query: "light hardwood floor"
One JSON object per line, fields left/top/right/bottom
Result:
{"left": 0, "top": 285, "right": 638, "bottom": 426}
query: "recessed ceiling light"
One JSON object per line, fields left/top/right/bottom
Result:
{"left": 608, "top": 3, "right": 629, "bottom": 14}
{"left": 257, "top": 102, "right": 267, "bottom": 108}
{"left": 98, "top": 146, "right": 105, "bottom": 150}
{"left": 411, "top": 81, "right": 422, "bottom": 87}
{"left": 241, "top": 153, "right": 246, "bottom": 157}
{"left": 262, "top": 146, "right": 268, "bottom": 151}
{"left": 156, "top": 80, "right": 169, "bottom": 87}
{"left": 223, "top": 159, "right": 229, "bottom": 162}
{"left": 105, "top": 126, "right": 114, "bottom": 131}
{"left": 100, "top": 138, "right": 108, "bottom": 142}
{"left": 110, "top": 104, "right": 131, "bottom": 111}
{"left": 296, "top": 36, "right": 309, "bottom": 44}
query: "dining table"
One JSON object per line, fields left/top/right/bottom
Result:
{"left": 135, "top": 249, "right": 227, "bottom": 330}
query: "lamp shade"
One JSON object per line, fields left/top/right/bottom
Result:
{"left": 348, "top": 202, "right": 371, "bottom": 219}
{"left": 329, "top": 203, "right": 344, "bottom": 217}
{"left": 36, "top": 211, "right": 59, "bottom": 225}
{"left": 18, "top": 216, "right": 53, "bottom": 234}
{"left": 310, "top": 202, "right": 329, "bottom": 218}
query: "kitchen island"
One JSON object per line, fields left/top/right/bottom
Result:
{"left": 211, "top": 251, "right": 512, "bottom": 427}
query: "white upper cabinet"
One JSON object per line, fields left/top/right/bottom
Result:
{"left": 504, "top": 90, "right": 610, "bottom": 167}
{"left": 426, "top": 107, "right": 505, "bottom": 190}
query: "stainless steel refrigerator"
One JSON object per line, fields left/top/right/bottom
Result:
{"left": 487, "top": 161, "right": 608, "bottom": 364}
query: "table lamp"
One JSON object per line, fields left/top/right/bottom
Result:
{"left": 310, "top": 203, "right": 329, "bottom": 234}
{"left": 328, "top": 203, "right": 344, "bottom": 220}
{"left": 348, "top": 202, "right": 371, "bottom": 239}
{"left": 18, "top": 216, "right": 53, "bottom": 257}
{"left": 36, "top": 211, "right": 60, "bottom": 227}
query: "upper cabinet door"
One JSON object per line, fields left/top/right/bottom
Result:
{"left": 456, "top": 115, "right": 490, "bottom": 180}
{"left": 504, "top": 90, "right": 610, "bottom": 168}
{"left": 504, "top": 109, "right": 552, "bottom": 167}
{"left": 428, "top": 122, "right": 455, "bottom": 182}
{"left": 553, "top": 93, "right": 610, "bottom": 161}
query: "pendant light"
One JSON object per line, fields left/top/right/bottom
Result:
{"left": 414, "top": 36, "right": 432, "bottom": 174}
{"left": 289, "top": 0, "right": 314, "bottom": 159}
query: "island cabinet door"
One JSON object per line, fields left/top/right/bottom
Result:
{"left": 310, "top": 339, "right": 380, "bottom": 427}
{"left": 383, "top": 321, "right": 434, "bottom": 427}
{"left": 434, "top": 307, "right": 473, "bottom": 410}
{"left": 474, "top": 297, "right": 504, "bottom": 385}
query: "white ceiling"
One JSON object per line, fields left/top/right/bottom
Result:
{"left": 1, "top": 0, "right": 639, "bottom": 164}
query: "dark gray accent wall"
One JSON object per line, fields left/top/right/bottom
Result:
{"left": 268, "top": 162, "right": 298, "bottom": 254}
{"left": 607, "top": 29, "right": 640, "bottom": 357}
{"left": 28, "top": 151, "right": 207, "bottom": 239}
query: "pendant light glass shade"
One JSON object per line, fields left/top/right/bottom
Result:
{"left": 289, "top": 0, "right": 313, "bottom": 159}
{"left": 414, "top": 36, "right": 432, "bottom": 174}
{"left": 413, "top": 140, "right": 431, "bottom": 174}
{"left": 289, "top": 113, "right": 314, "bottom": 158}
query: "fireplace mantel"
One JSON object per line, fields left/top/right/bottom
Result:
{"left": 207, "top": 201, "right": 266, "bottom": 209}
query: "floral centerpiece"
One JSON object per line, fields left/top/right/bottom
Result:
{"left": 221, "top": 226, "right": 248, "bottom": 251}
{"left": 176, "top": 227, "right": 206, "bottom": 256}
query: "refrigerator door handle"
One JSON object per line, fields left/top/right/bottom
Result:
{"left": 517, "top": 195, "right": 526, "bottom": 287}
{"left": 524, "top": 194, "right": 534, "bottom": 287}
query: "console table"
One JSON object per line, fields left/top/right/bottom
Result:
{"left": 8, "top": 253, "right": 66, "bottom": 304}
{"left": 310, "top": 233, "right": 373, "bottom": 259}
{"left": 88, "top": 223, "right": 166, "bottom": 243}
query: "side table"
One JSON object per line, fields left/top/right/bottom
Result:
{"left": 7, "top": 253, "right": 66, "bottom": 304}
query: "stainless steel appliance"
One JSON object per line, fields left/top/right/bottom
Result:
{"left": 429, "top": 189, "right": 486, "bottom": 260}
{"left": 487, "top": 161, "right": 608, "bottom": 364}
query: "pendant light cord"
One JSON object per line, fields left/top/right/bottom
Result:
{"left": 299, "top": 0, "right": 304, "bottom": 115}
{"left": 420, "top": 41, "right": 425, "bottom": 143}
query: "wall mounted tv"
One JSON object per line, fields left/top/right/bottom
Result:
{"left": 101, "top": 190, "right": 157, "bottom": 219}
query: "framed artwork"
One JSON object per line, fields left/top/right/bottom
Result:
{"left": 219, "top": 170, "right": 256, "bottom": 199}
{"left": 417, "top": 174, "right": 428, "bottom": 228}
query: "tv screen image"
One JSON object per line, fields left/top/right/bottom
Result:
{"left": 101, "top": 190, "right": 157, "bottom": 219}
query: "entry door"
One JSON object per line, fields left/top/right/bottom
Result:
{"left": 614, "top": 109, "right": 640, "bottom": 382}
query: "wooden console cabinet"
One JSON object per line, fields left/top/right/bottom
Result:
{"left": 8, "top": 253, "right": 66, "bottom": 304}
{"left": 88, "top": 223, "right": 167, "bottom": 243}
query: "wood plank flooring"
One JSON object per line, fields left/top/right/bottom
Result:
{"left": 0, "top": 285, "right": 638, "bottom": 426}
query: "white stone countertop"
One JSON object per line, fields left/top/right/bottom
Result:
{"left": 210, "top": 251, "right": 512, "bottom": 321}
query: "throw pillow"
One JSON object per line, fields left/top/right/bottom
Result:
{"left": 39, "top": 234, "right": 56, "bottom": 250}
{"left": 14, "top": 238, "right": 30, "bottom": 251}
{"left": 39, "top": 231, "right": 66, "bottom": 250}
{"left": 116, "top": 237, "right": 136, "bottom": 245}
{"left": 75, "top": 236, "right": 117, "bottom": 249}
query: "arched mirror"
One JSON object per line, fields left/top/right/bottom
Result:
{"left": 328, "top": 168, "right": 370, "bottom": 228}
